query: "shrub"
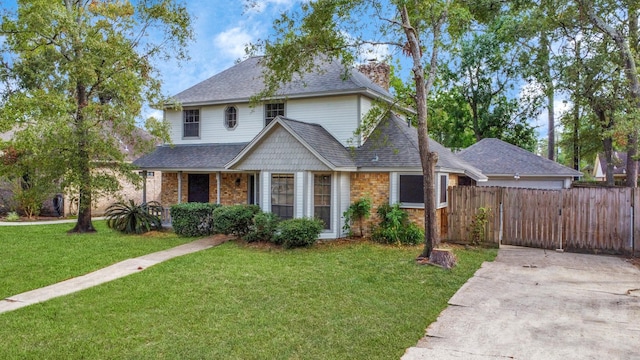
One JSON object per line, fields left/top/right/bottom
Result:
{"left": 5, "top": 211, "right": 20, "bottom": 222}
{"left": 275, "top": 217, "right": 323, "bottom": 249}
{"left": 371, "top": 203, "right": 424, "bottom": 245}
{"left": 105, "top": 200, "right": 163, "bottom": 234}
{"left": 469, "top": 207, "right": 491, "bottom": 245}
{"left": 244, "top": 211, "right": 280, "bottom": 243}
{"left": 342, "top": 197, "right": 372, "bottom": 237}
{"left": 212, "top": 204, "right": 261, "bottom": 237}
{"left": 170, "top": 202, "right": 221, "bottom": 237}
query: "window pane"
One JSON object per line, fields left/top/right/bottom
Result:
{"left": 314, "top": 174, "right": 331, "bottom": 229}
{"left": 440, "top": 175, "right": 447, "bottom": 203}
{"left": 183, "top": 109, "right": 199, "bottom": 137}
{"left": 272, "top": 174, "right": 294, "bottom": 220}
{"left": 265, "top": 103, "right": 285, "bottom": 126}
{"left": 399, "top": 175, "right": 424, "bottom": 203}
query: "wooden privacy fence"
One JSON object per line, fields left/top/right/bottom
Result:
{"left": 445, "top": 186, "right": 640, "bottom": 255}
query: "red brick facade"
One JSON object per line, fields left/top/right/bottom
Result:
{"left": 161, "top": 172, "right": 250, "bottom": 205}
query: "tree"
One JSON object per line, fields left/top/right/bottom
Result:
{"left": 0, "top": 0, "right": 193, "bottom": 231}
{"left": 431, "top": 19, "right": 538, "bottom": 151}
{"left": 250, "top": 0, "right": 470, "bottom": 259}
{"left": 577, "top": 0, "right": 640, "bottom": 187}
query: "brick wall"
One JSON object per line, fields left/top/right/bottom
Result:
{"left": 349, "top": 172, "right": 389, "bottom": 236}
{"left": 161, "top": 172, "right": 249, "bottom": 206}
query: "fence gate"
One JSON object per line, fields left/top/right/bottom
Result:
{"left": 446, "top": 186, "right": 638, "bottom": 255}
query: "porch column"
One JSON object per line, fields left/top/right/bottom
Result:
{"left": 217, "top": 172, "right": 221, "bottom": 204}
{"left": 177, "top": 171, "right": 182, "bottom": 204}
{"left": 142, "top": 170, "right": 147, "bottom": 203}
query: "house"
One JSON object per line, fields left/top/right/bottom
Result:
{"left": 133, "top": 57, "right": 486, "bottom": 238}
{"left": 457, "top": 138, "right": 582, "bottom": 190}
{"left": 0, "top": 128, "right": 161, "bottom": 217}
{"left": 593, "top": 151, "right": 639, "bottom": 184}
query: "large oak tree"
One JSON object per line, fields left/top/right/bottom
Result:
{"left": 0, "top": 0, "right": 193, "bottom": 231}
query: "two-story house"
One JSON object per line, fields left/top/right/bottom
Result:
{"left": 133, "top": 57, "right": 486, "bottom": 239}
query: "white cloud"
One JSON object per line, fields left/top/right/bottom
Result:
{"left": 214, "top": 27, "right": 255, "bottom": 60}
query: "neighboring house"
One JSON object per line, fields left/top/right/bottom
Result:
{"left": 593, "top": 151, "right": 639, "bottom": 184}
{"left": 458, "top": 138, "right": 582, "bottom": 190}
{"left": 0, "top": 128, "right": 161, "bottom": 216}
{"left": 133, "top": 56, "right": 486, "bottom": 239}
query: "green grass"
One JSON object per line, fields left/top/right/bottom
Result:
{"left": 0, "top": 221, "right": 195, "bottom": 299}
{"left": 0, "top": 240, "right": 496, "bottom": 359}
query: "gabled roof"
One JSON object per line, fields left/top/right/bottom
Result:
{"left": 596, "top": 151, "right": 637, "bottom": 176}
{"left": 226, "top": 116, "right": 356, "bottom": 170}
{"left": 458, "top": 138, "right": 582, "bottom": 177}
{"left": 133, "top": 143, "right": 248, "bottom": 171}
{"left": 355, "top": 115, "right": 487, "bottom": 181}
{"left": 171, "top": 56, "right": 393, "bottom": 106}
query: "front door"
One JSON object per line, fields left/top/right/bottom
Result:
{"left": 188, "top": 174, "right": 210, "bottom": 203}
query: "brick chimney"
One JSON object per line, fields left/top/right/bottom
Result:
{"left": 357, "top": 60, "right": 390, "bottom": 90}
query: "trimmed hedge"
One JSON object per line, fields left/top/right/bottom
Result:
{"left": 244, "top": 212, "right": 280, "bottom": 243}
{"left": 212, "top": 204, "right": 261, "bottom": 237}
{"left": 170, "top": 203, "right": 222, "bottom": 237}
{"left": 275, "top": 218, "right": 324, "bottom": 249}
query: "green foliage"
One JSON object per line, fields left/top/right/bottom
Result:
{"left": 469, "top": 207, "right": 491, "bottom": 245}
{"left": 371, "top": 203, "right": 424, "bottom": 245}
{"left": 244, "top": 211, "right": 280, "bottom": 243}
{"left": 275, "top": 218, "right": 324, "bottom": 249}
{"left": 5, "top": 211, "right": 20, "bottom": 222}
{"left": 104, "top": 200, "right": 163, "bottom": 235}
{"left": 212, "top": 204, "right": 261, "bottom": 237}
{"left": 170, "top": 203, "right": 221, "bottom": 237}
{"left": 342, "top": 196, "right": 372, "bottom": 237}
{"left": 0, "top": 0, "right": 193, "bottom": 231}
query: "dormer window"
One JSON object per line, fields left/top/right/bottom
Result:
{"left": 225, "top": 106, "right": 238, "bottom": 130}
{"left": 183, "top": 109, "right": 200, "bottom": 138}
{"left": 265, "top": 102, "right": 285, "bottom": 126}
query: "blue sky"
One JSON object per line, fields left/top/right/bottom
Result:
{"left": 1, "top": 0, "right": 555, "bottom": 141}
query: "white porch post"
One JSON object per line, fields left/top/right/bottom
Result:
{"left": 217, "top": 172, "right": 222, "bottom": 204}
{"left": 141, "top": 170, "right": 147, "bottom": 203}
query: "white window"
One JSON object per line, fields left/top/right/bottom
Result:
{"left": 183, "top": 109, "right": 200, "bottom": 138}
{"left": 265, "top": 103, "right": 285, "bottom": 126}
{"left": 314, "top": 174, "right": 331, "bottom": 230}
{"left": 224, "top": 106, "right": 237, "bottom": 130}
{"left": 397, "top": 173, "right": 449, "bottom": 209}
{"left": 271, "top": 174, "right": 294, "bottom": 220}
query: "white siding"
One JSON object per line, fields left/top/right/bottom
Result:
{"left": 167, "top": 104, "right": 264, "bottom": 144}
{"left": 295, "top": 172, "right": 305, "bottom": 218}
{"left": 286, "top": 95, "right": 360, "bottom": 146}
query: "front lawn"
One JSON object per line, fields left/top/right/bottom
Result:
{"left": 0, "top": 240, "right": 496, "bottom": 359}
{"left": 0, "top": 221, "right": 194, "bottom": 299}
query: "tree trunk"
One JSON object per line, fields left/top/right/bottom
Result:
{"left": 68, "top": 82, "right": 95, "bottom": 233}
{"left": 427, "top": 249, "right": 457, "bottom": 270}
{"left": 399, "top": 6, "right": 445, "bottom": 259}
{"left": 603, "top": 136, "right": 615, "bottom": 187}
{"left": 540, "top": 32, "right": 555, "bottom": 161}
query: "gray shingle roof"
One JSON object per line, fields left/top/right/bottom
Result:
{"left": 133, "top": 143, "right": 248, "bottom": 170}
{"left": 355, "top": 115, "right": 486, "bottom": 180}
{"left": 597, "top": 151, "right": 637, "bottom": 175}
{"left": 458, "top": 138, "right": 582, "bottom": 177}
{"left": 171, "top": 56, "right": 392, "bottom": 105}
{"left": 279, "top": 117, "right": 355, "bottom": 168}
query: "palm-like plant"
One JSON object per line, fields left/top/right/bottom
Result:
{"left": 104, "top": 200, "right": 163, "bottom": 234}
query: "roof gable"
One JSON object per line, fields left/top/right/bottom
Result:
{"left": 227, "top": 116, "right": 356, "bottom": 171}
{"left": 355, "top": 115, "right": 487, "bottom": 181}
{"left": 171, "top": 57, "right": 393, "bottom": 106}
{"left": 458, "top": 138, "right": 582, "bottom": 177}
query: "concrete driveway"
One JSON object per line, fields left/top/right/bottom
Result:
{"left": 403, "top": 246, "right": 640, "bottom": 359}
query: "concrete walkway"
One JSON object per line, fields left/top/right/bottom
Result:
{"left": 0, "top": 217, "right": 105, "bottom": 226}
{"left": 0, "top": 235, "right": 231, "bottom": 314}
{"left": 403, "top": 246, "right": 640, "bottom": 359}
